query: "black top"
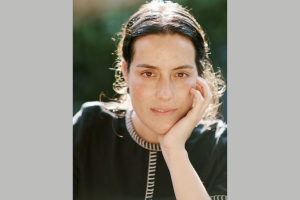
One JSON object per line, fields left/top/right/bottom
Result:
{"left": 73, "top": 102, "right": 227, "bottom": 200}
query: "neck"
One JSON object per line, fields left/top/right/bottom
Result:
{"left": 131, "top": 111, "right": 160, "bottom": 144}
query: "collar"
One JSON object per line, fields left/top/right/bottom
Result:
{"left": 125, "top": 110, "right": 161, "bottom": 151}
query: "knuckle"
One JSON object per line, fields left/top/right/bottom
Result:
{"left": 196, "top": 90, "right": 202, "bottom": 96}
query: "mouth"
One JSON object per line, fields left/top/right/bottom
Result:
{"left": 150, "top": 108, "right": 177, "bottom": 117}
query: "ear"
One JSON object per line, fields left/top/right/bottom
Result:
{"left": 121, "top": 60, "right": 129, "bottom": 84}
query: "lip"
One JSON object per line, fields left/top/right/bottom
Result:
{"left": 150, "top": 108, "right": 177, "bottom": 117}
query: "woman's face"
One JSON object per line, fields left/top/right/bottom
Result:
{"left": 123, "top": 34, "right": 198, "bottom": 135}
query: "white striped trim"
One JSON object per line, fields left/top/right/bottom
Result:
{"left": 210, "top": 195, "right": 227, "bottom": 200}
{"left": 125, "top": 110, "right": 161, "bottom": 151}
{"left": 145, "top": 151, "right": 158, "bottom": 200}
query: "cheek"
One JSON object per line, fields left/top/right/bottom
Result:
{"left": 129, "top": 78, "right": 154, "bottom": 100}
{"left": 174, "top": 79, "right": 196, "bottom": 103}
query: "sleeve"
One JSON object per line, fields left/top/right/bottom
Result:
{"left": 209, "top": 164, "right": 227, "bottom": 200}
{"left": 209, "top": 121, "right": 227, "bottom": 199}
{"left": 73, "top": 157, "right": 79, "bottom": 200}
{"left": 73, "top": 101, "right": 108, "bottom": 200}
{"left": 73, "top": 105, "right": 84, "bottom": 200}
{"left": 210, "top": 195, "right": 227, "bottom": 200}
{"left": 73, "top": 102, "right": 100, "bottom": 200}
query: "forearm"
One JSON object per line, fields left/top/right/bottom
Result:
{"left": 162, "top": 148, "right": 211, "bottom": 200}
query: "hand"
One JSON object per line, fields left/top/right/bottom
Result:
{"left": 158, "top": 76, "right": 212, "bottom": 153}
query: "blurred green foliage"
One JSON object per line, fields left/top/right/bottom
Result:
{"left": 73, "top": 0, "right": 227, "bottom": 121}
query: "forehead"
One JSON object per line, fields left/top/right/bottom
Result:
{"left": 131, "top": 34, "right": 196, "bottom": 68}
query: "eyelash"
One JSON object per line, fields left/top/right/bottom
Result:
{"left": 141, "top": 72, "right": 155, "bottom": 77}
{"left": 175, "top": 73, "right": 189, "bottom": 78}
{"left": 141, "top": 72, "right": 189, "bottom": 78}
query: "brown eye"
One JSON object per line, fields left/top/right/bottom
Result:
{"left": 177, "top": 73, "right": 187, "bottom": 77}
{"left": 143, "top": 72, "right": 153, "bottom": 77}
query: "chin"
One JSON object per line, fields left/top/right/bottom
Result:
{"left": 148, "top": 120, "right": 177, "bottom": 135}
{"left": 153, "top": 127, "right": 172, "bottom": 135}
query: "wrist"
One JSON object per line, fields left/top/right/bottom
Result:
{"left": 162, "top": 147, "right": 187, "bottom": 155}
{"left": 161, "top": 147, "right": 188, "bottom": 165}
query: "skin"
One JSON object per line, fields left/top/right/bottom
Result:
{"left": 122, "top": 34, "right": 199, "bottom": 143}
{"left": 122, "top": 33, "right": 212, "bottom": 200}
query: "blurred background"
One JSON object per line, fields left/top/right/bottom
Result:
{"left": 73, "top": 0, "right": 227, "bottom": 123}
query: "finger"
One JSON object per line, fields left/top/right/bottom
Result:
{"left": 196, "top": 77, "right": 212, "bottom": 99}
{"left": 188, "top": 88, "right": 204, "bottom": 120}
{"left": 196, "top": 77, "right": 213, "bottom": 114}
{"left": 195, "top": 84, "right": 204, "bottom": 97}
{"left": 191, "top": 87, "right": 204, "bottom": 103}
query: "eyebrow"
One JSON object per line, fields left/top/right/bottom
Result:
{"left": 135, "top": 64, "right": 194, "bottom": 70}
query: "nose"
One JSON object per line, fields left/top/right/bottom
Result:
{"left": 156, "top": 77, "right": 173, "bottom": 101}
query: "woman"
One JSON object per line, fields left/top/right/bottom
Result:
{"left": 73, "top": 0, "right": 227, "bottom": 199}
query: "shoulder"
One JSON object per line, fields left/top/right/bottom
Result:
{"left": 186, "top": 119, "right": 227, "bottom": 168}
{"left": 73, "top": 101, "right": 117, "bottom": 133}
{"left": 187, "top": 119, "right": 227, "bottom": 150}
{"left": 73, "top": 101, "right": 115, "bottom": 126}
{"left": 187, "top": 120, "right": 227, "bottom": 196}
{"left": 73, "top": 101, "right": 116, "bottom": 148}
{"left": 202, "top": 119, "right": 227, "bottom": 149}
{"left": 73, "top": 101, "right": 120, "bottom": 162}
